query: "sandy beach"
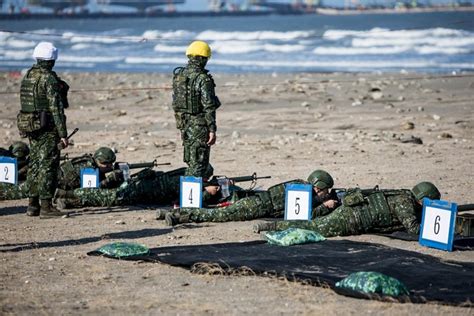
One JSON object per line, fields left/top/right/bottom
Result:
{"left": 0, "top": 71, "right": 473, "bottom": 314}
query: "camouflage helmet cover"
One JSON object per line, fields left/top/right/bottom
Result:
{"left": 412, "top": 181, "right": 441, "bottom": 201}
{"left": 307, "top": 170, "right": 334, "bottom": 189}
{"left": 9, "top": 141, "right": 29, "bottom": 158}
{"left": 94, "top": 147, "right": 116, "bottom": 164}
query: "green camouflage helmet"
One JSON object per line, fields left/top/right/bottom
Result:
{"left": 9, "top": 141, "right": 29, "bottom": 158}
{"left": 412, "top": 182, "right": 441, "bottom": 201}
{"left": 94, "top": 147, "right": 116, "bottom": 164}
{"left": 307, "top": 170, "right": 334, "bottom": 189}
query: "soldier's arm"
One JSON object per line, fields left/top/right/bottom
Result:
{"left": 393, "top": 196, "right": 420, "bottom": 235}
{"left": 199, "top": 75, "right": 220, "bottom": 132}
{"left": 100, "top": 170, "right": 124, "bottom": 189}
{"left": 45, "top": 74, "right": 68, "bottom": 138}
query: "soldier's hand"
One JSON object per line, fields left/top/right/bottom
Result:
{"left": 207, "top": 132, "right": 216, "bottom": 146}
{"left": 323, "top": 199, "right": 338, "bottom": 209}
{"left": 60, "top": 138, "right": 69, "bottom": 149}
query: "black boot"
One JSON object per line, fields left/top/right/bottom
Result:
{"left": 253, "top": 221, "right": 277, "bottom": 233}
{"left": 165, "top": 212, "right": 190, "bottom": 227}
{"left": 40, "top": 199, "right": 64, "bottom": 219}
{"left": 26, "top": 197, "right": 40, "bottom": 217}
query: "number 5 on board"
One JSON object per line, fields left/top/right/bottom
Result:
{"left": 285, "top": 183, "right": 312, "bottom": 220}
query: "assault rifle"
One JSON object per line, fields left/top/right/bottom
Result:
{"left": 212, "top": 172, "right": 271, "bottom": 198}
{"left": 57, "top": 127, "right": 79, "bottom": 150}
{"left": 113, "top": 160, "right": 171, "bottom": 170}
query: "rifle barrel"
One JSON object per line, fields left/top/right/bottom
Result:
{"left": 458, "top": 204, "right": 474, "bottom": 213}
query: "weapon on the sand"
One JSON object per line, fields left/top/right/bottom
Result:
{"left": 57, "top": 128, "right": 79, "bottom": 150}
{"left": 458, "top": 204, "right": 474, "bottom": 213}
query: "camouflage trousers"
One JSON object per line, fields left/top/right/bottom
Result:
{"left": 27, "top": 131, "right": 60, "bottom": 199}
{"left": 177, "top": 192, "right": 276, "bottom": 223}
{"left": 0, "top": 182, "right": 29, "bottom": 200}
{"left": 182, "top": 122, "right": 210, "bottom": 177}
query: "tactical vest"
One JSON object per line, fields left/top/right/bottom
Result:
{"left": 172, "top": 67, "right": 207, "bottom": 115}
{"left": 20, "top": 67, "right": 50, "bottom": 113}
{"left": 58, "top": 154, "right": 96, "bottom": 190}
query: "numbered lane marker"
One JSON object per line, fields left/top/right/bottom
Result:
{"left": 80, "top": 168, "right": 99, "bottom": 188}
{"left": 285, "top": 183, "right": 313, "bottom": 220}
{"left": 0, "top": 156, "right": 18, "bottom": 185}
{"left": 180, "top": 176, "right": 202, "bottom": 208}
{"left": 419, "top": 198, "right": 457, "bottom": 252}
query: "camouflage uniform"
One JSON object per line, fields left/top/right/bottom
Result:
{"left": 18, "top": 60, "right": 68, "bottom": 200}
{"left": 274, "top": 189, "right": 421, "bottom": 237}
{"left": 0, "top": 145, "right": 30, "bottom": 200}
{"left": 174, "top": 180, "right": 335, "bottom": 223}
{"left": 172, "top": 57, "right": 221, "bottom": 177}
{"left": 63, "top": 168, "right": 186, "bottom": 207}
{"left": 0, "top": 153, "right": 122, "bottom": 200}
{"left": 57, "top": 154, "right": 123, "bottom": 190}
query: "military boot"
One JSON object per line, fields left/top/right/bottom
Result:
{"left": 155, "top": 208, "right": 170, "bottom": 220}
{"left": 165, "top": 212, "right": 190, "bottom": 227}
{"left": 56, "top": 197, "right": 82, "bottom": 210}
{"left": 40, "top": 199, "right": 64, "bottom": 219}
{"left": 253, "top": 221, "right": 277, "bottom": 233}
{"left": 26, "top": 197, "right": 40, "bottom": 217}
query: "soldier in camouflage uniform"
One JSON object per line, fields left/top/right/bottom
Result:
{"left": 54, "top": 165, "right": 227, "bottom": 209}
{"left": 1, "top": 146, "right": 121, "bottom": 201}
{"left": 254, "top": 182, "right": 441, "bottom": 237}
{"left": 55, "top": 167, "right": 187, "bottom": 208}
{"left": 0, "top": 141, "right": 30, "bottom": 200}
{"left": 172, "top": 40, "right": 221, "bottom": 177}
{"left": 164, "top": 170, "right": 338, "bottom": 226}
{"left": 17, "top": 42, "right": 69, "bottom": 219}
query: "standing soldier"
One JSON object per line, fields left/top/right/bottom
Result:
{"left": 17, "top": 42, "right": 69, "bottom": 218}
{"left": 172, "top": 40, "right": 221, "bottom": 177}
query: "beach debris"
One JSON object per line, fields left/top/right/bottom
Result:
{"left": 400, "top": 135, "right": 423, "bottom": 144}
{"left": 417, "top": 106, "right": 424, "bottom": 112}
{"left": 401, "top": 122, "right": 415, "bottom": 130}
{"left": 301, "top": 101, "right": 310, "bottom": 107}
{"left": 433, "top": 114, "right": 441, "bottom": 121}
{"left": 438, "top": 133, "right": 453, "bottom": 139}
{"left": 352, "top": 99, "right": 363, "bottom": 107}
{"left": 115, "top": 220, "right": 125, "bottom": 225}
{"left": 370, "top": 88, "right": 384, "bottom": 100}
{"left": 397, "top": 96, "right": 405, "bottom": 101}
{"left": 116, "top": 110, "right": 127, "bottom": 117}
{"left": 232, "top": 131, "right": 241, "bottom": 139}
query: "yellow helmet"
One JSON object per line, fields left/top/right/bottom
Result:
{"left": 186, "top": 41, "right": 211, "bottom": 59}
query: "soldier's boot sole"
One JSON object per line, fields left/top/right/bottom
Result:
{"left": 165, "top": 212, "right": 178, "bottom": 226}
{"left": 40, "top": 199, "right": 66, "bottom": 219}
{"left": 253, "top": 222, "right": 277, "bottom": 233}
{"left": 155, "top": 209, "right": 170, "bottom": 220}
{"left": 26, "top": 197, "right": 40, "bottom": 217}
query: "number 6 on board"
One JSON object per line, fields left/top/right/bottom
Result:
{"left": 419, "top": 198, "right": 457, "bottom": 252}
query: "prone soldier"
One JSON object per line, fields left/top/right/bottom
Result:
{"left": 0, "top": 141, "right": 30, "bottom": 200}
{"left": 254, "top": 182, "right": 441, "bottom": 237}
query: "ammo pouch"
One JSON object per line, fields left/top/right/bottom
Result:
{"left": 17, "top": 111, "right": 42, "bottom": 134}
{"left": 342, "top": 188, "right": 365, "bottom": 206}
{"left": 366, "top": 191, "right": 392, "bottom": 224}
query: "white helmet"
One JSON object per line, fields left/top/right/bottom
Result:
{"left": 33, "top": 42, "right": 58, "bottom": 60}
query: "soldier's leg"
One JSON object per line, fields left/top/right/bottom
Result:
{"left": 176, "top": 194, "right": 273, "bottom": 223}
{"left": 72, "top": 188, "right": 121, "bottom": 207}
{"left": 274, "top": 204, "right": 371, "bottom": 237}
{"left": 33, "top": 132, "right": 60, "bottom": 200}
{"left": 183, "top": 124, "right": 209, "bottom": 177}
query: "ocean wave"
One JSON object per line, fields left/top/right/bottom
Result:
{"left": 324, "top": 27, "right": 465, "bottom": 40}
{"left": 313, "top": 46, "right": 410, "bottom": 55}
{"left": 415, "top": 46, "right": 471, "bottom": 55}
{"left": 125, "top": 56, "right": 186, "bottom": 64}
{"left": 197, "top": 30, "right": 314, "bottom": 41}
{"left": 143, "top": 30, "right": 194, "bottom": 40}
{"left": 70, "top": 43, "right": 94, "bottom": 51}
{"left": 59, "top": 55, "right": 123, "bottom": 63}
{"left": 2, "top": 50, "right": 32, "bottom": 60}
{"left": 352, "top": 36, "right": 474, "bottom": 48}
{"left": 210, "top": 41, "right": 305, "bottom": 54}
{"left": 154, "top": 44, "right": 188, "bottom": 53}
{"left": 4, "top": 39, "right": 36, "bottom": 49}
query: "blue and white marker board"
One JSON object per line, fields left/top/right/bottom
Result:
{"left": 180, "top": 176, "right": 202, "bottom": 208}
{"left": 419, "top": 198, "right": 457, "bottom": 252}
{"left": 80, "top": 168, "right": 99, "bottom": 188}
{"left": 0, "top": 156, "right": 18, "bottom": 185}
{"left": 285, "top": 183, "right": 313, "bottom": 220}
